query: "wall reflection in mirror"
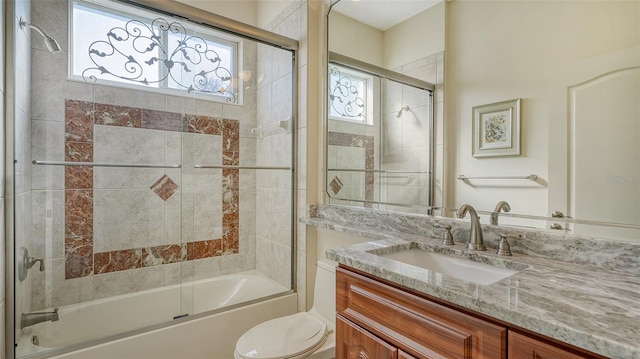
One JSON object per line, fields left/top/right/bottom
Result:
{"left": 326, "top": 0, "right": 640, "bottom": 242}
{"left": 326, "top": 0, "right": 444, "bottom": 214}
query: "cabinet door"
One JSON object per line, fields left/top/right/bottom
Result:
{"left": 337, "top": 315, "right": 398, "bottom": 359}
{"left": 508, "top": 331, "right": 604, "bottom": 359}
{"left": 337, "top": 267, "right": 507, "bottom": 359}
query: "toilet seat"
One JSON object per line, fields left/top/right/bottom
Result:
{"left": 235, "top": 312, "right": 328, "bottom": 359}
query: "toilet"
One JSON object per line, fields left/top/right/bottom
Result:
{"left": 234, "top": 260, "right": 336, "bottom": 359}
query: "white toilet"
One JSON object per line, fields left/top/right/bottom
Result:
{"left": 234, "top": 260, "right": 336, "bottom": 359}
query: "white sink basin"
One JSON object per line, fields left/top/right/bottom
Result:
{"left": 379, "top": 248, "right": 524, "bottom": 285}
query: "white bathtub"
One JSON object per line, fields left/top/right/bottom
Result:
{"left": 17, "top": 270, "right": 294, "bottom": 358}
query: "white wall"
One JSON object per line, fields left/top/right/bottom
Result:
{"left": 177, "top": 0, "right": 297, "bottom": 30}
{"left": 328, "top": 11, "right": 384, "bottom": 67}
{"left": 257, "top": 0, "right": 298, "bottom": 29}
{"left": 176, "top": 0, "right": 257, "bottom": 26}
{"left": 383, "top": 1, "right": 444, "bottom": 70}
{"left": 445, "top": 0, "right": 640, "bottom": 218}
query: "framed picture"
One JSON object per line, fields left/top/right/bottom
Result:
{"left": 472, "top": 98, "right": 521, "bottom": 157}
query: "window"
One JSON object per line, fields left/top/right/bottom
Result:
{"left": 328, "top": 64, "right": 373, "bottom": 125}
{"left": 70, "top": 0, "right": 240, "bottom": 104}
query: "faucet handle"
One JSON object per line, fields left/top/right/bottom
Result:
{"left": 433, "top": 223, "right": 454, "bottom": 245}
{"left": 497, "top": 232, "right": 525, "bottom": 256}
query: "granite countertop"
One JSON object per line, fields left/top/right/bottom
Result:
{"left": 302, "top": 215, "right": 640, "bottom": 359}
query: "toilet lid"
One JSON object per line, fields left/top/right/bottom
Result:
{"left": 235, "top": 312, "right": 328, "bottom": 359}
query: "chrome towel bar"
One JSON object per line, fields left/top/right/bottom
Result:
{"left": 457, "top": 174, "right": 538, "bottom": 181}
{"left": 32, "top": 160, "right": 181, "bottom": 169}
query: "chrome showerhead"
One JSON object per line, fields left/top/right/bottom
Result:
{"left": 396, "top": 105, "right": 410, "bottom": 118}
{"left": 19, "top": 18, "right": 63, "bottom": 54}
{"left": 43, "top": 35, "right": 62, "bottom": 53}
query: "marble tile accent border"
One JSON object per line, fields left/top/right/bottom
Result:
{"left": 327, "top": 132, "right": 375, "bottom": 206}
{"left": 64, "top": 100, "right": 240, "bottom": 278}
{"left": 94, "top": 241, "right": 222, "bottom": 274}
{"left": 187, "top": 239, "right": 222, "bottom": 260}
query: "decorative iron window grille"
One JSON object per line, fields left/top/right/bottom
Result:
{"left": 328, "top": 64, "right": 369, "bottom": 124}
{"left": 71, "top": 1, "right": 238, "bottom": 103}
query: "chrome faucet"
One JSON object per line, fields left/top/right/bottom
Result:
{"left": 456, "top": 204, "right": 486, "bottom": 251}
{"left": 21, "top": 308, "right": 59, "bottom": 329}
{"left": 490, "top": 201, "right": 511, "bottom": 225}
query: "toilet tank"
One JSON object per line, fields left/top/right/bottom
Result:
{"left": 309, "top": 260, "right": 337, "bottom": 325}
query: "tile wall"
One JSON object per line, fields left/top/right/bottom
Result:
{"left": 62, "top": 100, "right": 241, "bottom": 280}
{"left": 12, "top": 0, "right": 33, "bottom": 345}
{"left": 28, "top": 0, "right": 296, "bottom": 312}
{"left": 254, "top": 1, "right": 308, "bottom": 307}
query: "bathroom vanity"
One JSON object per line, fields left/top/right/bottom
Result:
{"left": 336, "top": 265, "right": 605, "bottom": 358}
{"left": 302, "top": 205, "right": 640, "bottom": 359}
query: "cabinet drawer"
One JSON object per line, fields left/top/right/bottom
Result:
{"left": 508, "top": 331, "right": 606, "bottom": 359}
{"left": 337, "top": 267, "right": 507, "bottom": 359}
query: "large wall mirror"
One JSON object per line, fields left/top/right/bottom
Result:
{"left": 326, "top": 0, "right": 640, "bottom": 242}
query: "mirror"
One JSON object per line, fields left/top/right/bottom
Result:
{"left": 327, "top": 0, "right": 640, "bottom": 241}
{"left": 326, "top": 0, "right": 445, "bottom": 214}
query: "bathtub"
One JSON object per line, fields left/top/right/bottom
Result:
{"left": 17, "top": 270, "right": 295, "bottom": 358}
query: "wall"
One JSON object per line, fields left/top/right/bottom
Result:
{"left": 176, "top": 0, "right": 257, "bottom": 26}
{"left": 185, "top": 0, "right": 312, "bottom": 312}
{"left": 27, "top": 0, "right": 270, "bottom": 317}
{"left": 445, "top": 1, "right": 640, "bottom": 219}
{"left": 328, "top": 11, "right": 383, "bottom": 67}
{"left": 258, "top": 0, "right": 312, "bottom": 311}
{"left": 257, "top": 0, "right": 298, "bottom": 29}
{"left": 383, "top": 1, "right": 444, "bottom": 70}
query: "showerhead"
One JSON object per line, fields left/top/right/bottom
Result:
{"left": 396, "top": 106, "right": 410, "bottom": 118}
{"left": 19, "top": 18, "right": 63, "bottom": 54}
{"left": 43, "top": 35, "right": 62, "bottom": 54}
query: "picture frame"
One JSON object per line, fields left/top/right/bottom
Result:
{"left": 472, "top": 98, "right": 521, "bottom": 157}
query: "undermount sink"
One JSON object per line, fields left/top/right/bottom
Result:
{"left": 379, "top": 248, "right": 525, "bottom": 285}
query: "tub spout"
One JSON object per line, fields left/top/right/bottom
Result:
{"left": 21, "top": 308, "right": 59, "bottom": 329}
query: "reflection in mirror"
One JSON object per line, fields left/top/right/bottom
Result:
{"left": 326, "top": 0, "right": 444, "bottom": 214}
{"left": 444, "top": 1, "right": 640, "bottom": 240}
{"left": 567, "top": 67, "right": 640, "bottom": 239}
{"left": 327, "top": 0, "right": 640, "bottom": 242}
{"left": 326, "top": 59, "right": 433, "bottom": 212}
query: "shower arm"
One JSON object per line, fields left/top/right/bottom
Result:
{"left": 19, "top": 17, "right": 62, "bottom": 53}
{"left": 19, "top": 19, "right": 48, "bottom": 38}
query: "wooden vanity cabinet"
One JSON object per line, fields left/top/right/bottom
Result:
{"left": 336, "top": 266, "right": 607, "bottom": 359}
{"left": 336, "top": 266, "right": 508, "bottom": 359}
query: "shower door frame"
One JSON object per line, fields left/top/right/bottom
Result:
{"left": 4, "top": 0, "right": 299, "bottom": 357}
{"left": 325, "top": 51, "right": 436, "bottom": 212}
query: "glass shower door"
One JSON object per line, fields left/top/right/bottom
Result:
{"left": 12, "top": 0, "right": 297, "bottom": 357}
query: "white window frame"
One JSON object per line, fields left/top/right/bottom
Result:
{"left": 69, "top": 0, "right": 243, "bottom": 105}
{"left": 328, "top": 63, "right": 374, "bottom": 125}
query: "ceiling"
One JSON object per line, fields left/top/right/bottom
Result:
{"left": 332, "top": 0, "right": 441, "bottom": 31}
